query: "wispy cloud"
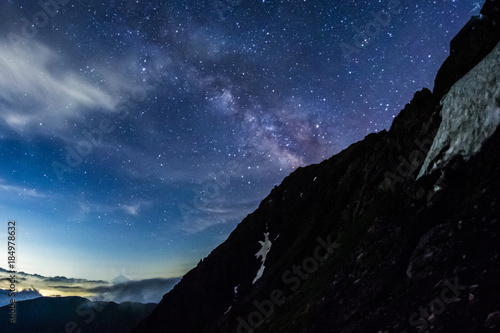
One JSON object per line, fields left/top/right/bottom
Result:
{"left": 0, "top": 39, "right": 118, "bottom": 134}
{"left": 180, "top": 197, "right": 261, "bottom": 234}
{"left": 69, "top": 199, "right": 153, "bottom": 222}
{"left": 121, "top": 203, "right": 141, "bottom": 216}
{"left": 88, "top": 278, "right": 180, "bottom": 303}
{"left": 0, "top": 179, "right": 46, "bottom": 198}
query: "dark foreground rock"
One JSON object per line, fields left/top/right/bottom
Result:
{"left": 133, "top": 1, "right": 500, "bottom": 332}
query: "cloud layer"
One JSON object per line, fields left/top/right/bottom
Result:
{"left": 0, "top": 267, "right": 179, "bottom": 304}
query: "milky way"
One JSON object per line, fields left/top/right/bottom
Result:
{"left": 0, "top": 0, "right": 481, "bottom": 281}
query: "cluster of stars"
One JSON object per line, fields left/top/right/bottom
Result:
{"left": 0, "top": 0, "right": 481, "bottom": 279}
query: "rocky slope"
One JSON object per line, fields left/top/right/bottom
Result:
{"left": 133, "top": 1, "right": 500, "bottom": 332}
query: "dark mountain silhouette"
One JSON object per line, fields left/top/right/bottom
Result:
{"left": 0, "top": 296, "right": 156, "bottom": 333}
{"left": 0, "top": 288, "right": 42, "bottom": 307}
{"left": 132, "top": 1, "right": 500, "bottom": 332}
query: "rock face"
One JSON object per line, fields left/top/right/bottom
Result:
{"left": 434, "top": 0, "right": 500, "bottom": 97}
{"left": 133, "top": 1, "right": 500, "bottom": 332}
{"left": 419, "top": 39, "right": 500, "bottom": 177}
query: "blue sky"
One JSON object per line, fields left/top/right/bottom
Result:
{"left": 0, "top": 0, "right": 481, "bottom": 293}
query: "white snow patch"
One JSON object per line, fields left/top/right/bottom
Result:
{"left": 224, "top": 285, "right": 240, "bottom": 315}
{"left": 252, "top": 232, "right": 272, "bottom": 284}
{"left": 418, "top": 41, "right": 500, "bottom": 178}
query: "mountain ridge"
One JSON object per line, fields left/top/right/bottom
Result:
{"left": 132, "top": 1, "right": 500, "bottom": 332}
{"left": 0, "top": 296, "right": 156, "bottom": 333}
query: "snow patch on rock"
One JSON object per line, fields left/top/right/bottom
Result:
{"left": 252, "top": 232, "right": 272, "bottom": 284}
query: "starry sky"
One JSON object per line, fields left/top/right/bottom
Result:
{"left": 0, "top": 0, "right": 482, "bottom": 296}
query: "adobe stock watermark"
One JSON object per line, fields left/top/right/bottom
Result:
{"left": 0, "top": 0, "right": 154, "bottom": 184}
{"left": 8, "top": 0, "right": 71, "bottom": 45}
{"left": 178, "top": 146, "right": 269, "bottom": 223}
{"left": 383, "top": 134, "right": 435, "bottom": 193}
{"left": 339, "top": 0, "right": 403, "bottom": 63}
{"left": 213, "top": 0, "right": 242, "bottom": 21}
{"left": 52, "top": 269, "right": 129, "bottom": 333}
{"left": 236, "top": 235, "right": 340, "bottom": 333}
{"left": 52, "top": 299, "right": 105, "bottom": 333}
{"left": 468, "top": 2, "right": 482, "bottom": 15}
{"left": 51, "top": 85, "right": 151, "bottom": 182}
{"left": 402, "top": 276, "right": 467, "bottom": 333}
{"left": 48, "top": 4, "right": 172, "bottom": 182}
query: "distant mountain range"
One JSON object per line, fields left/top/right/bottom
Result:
{"left": 0, "top": 266, "right": 180, "bottom": 305}
{"left": 131, "top": 1, "right": 500, "bottom": 332}
{"left": 0, "top": 288, "right": 42, "bottom": 307}
{"left": 3, "top": 1, "right": 500, "bottom": 332}
{"left": 0, "top": 296, "right": 156, "bottom": 333}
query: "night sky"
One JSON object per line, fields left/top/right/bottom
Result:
{"left": 0, "top": 0, "right": 482, "bottom": 296}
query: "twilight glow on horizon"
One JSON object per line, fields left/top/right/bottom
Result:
{"left": 0, "top": 0, "right": 481, "bottom": 297}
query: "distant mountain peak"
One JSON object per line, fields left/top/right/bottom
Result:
{"left": 112, "top": 274, "right": 131, "bottom": 284}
